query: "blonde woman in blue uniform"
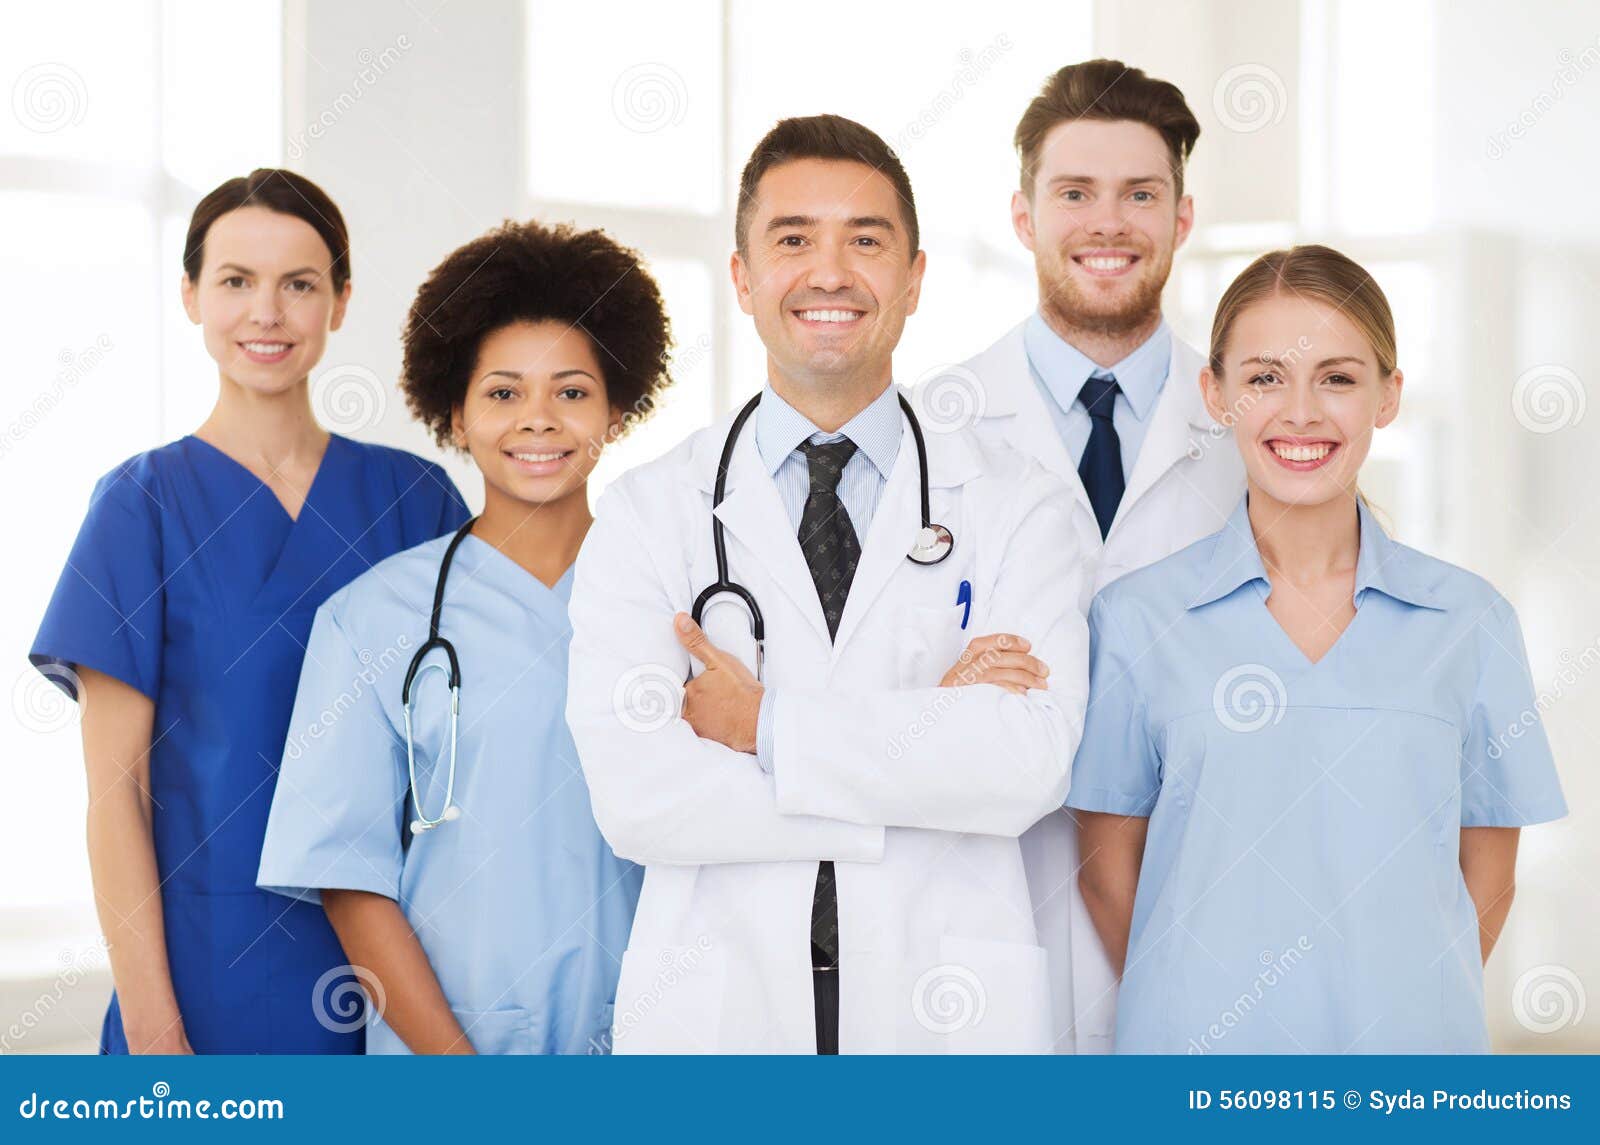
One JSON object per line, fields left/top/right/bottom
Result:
{"left": 1068, "top": 245, "right": 1566, "bottom": 1053}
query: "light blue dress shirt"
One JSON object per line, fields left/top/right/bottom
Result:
{"left": 751, "top": 381, "right": 903, "bottom": 771}
{"left": 1065, "top": 495, "right": 1567, "bottom": 1054}
{"left": 1024, "top": 312, "right": 1171, "bottom": 482}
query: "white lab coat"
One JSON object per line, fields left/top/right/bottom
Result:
{"left": 566, "top": 394, "right": 1093, "bottom": 1053}
{"left": 952, "top": 322, "right": 1247, "bottom": 1054}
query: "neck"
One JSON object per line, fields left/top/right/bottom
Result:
{"left": 1247, "top": 484, "right": 1361, "bottom": 584}
{"left": 472, "top": 483, "right": 593, "bottom": 589}
{"left": 1037, "top": 305, "right": 1163, "bottom": 371}
{"left": 768, "top": 357, "right": 892, "bottom": 433}
{"left": 196, "top": 373, "right": 327, "bottom": 467}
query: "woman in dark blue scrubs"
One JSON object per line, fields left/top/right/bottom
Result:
{"left": 29, "top": 169, "right": 469, "bottom": 1054}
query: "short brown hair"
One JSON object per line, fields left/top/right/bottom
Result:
{"left": 1014, "top": 59, "right": 1201, "bottom": 198}
{"left": 183, "top": 168, "right": 351, "bottom": 292}
{"left": 735, "top": 114, "right": 919, "bottom": 259}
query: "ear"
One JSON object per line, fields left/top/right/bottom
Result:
{"left": 181, "top": 274, "right": 201, "bottom": 325}
{"left": 450, "top": 403, "right": 468, "bottom": 450}
{"left": 1199, "top": 364, "right": 1230, "bottom": 425}
{"left": 1173, "top": 194, "right": 1196, "bottom": 253}
{"left": 1010, "top": 188, "right": 1037, "bottom": 253}
{"left": 328, "top": 279, "right": 352, "bottom": 332}
{"left": 901, "top": 248, "right": 928, "bottom": 317}
{"left": 730, "top": 250, "right": 755, "bottom": 316}
{"left": 1374, "top": 368, "right": 1404, "bottom": 429}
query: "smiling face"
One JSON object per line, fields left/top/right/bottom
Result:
{"left": 451, "top": 320, "right": 621, "bottom": 510}
{"left": 1013, "top": 118, "right": 1192, "bottom": 338}
{"left": 1202, "top": 293, "right": 1403, "bottom": 509}
{"left": 181, "top": 206, "right": 349, "bottom": 392}
{"left": 731, "top": 157, "right": 925, "bottom": 394}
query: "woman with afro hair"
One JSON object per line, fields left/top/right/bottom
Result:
{"left": 257, "top": 219, "right": 673, "bottom": 1054}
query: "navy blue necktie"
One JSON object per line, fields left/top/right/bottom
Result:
{"left": 1077, "top": 372, "right": 1123, "bottom": 539}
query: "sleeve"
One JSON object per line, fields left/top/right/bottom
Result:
{"left": 1063, "top": 591, "right": 1163, "bottom": 818}
{"left": 257, "top": 600, "right": 408, "bottom": 903}
{"left": 770, "top": 474, "right": 1090, "bottom": 838}
{"left": 565, "top": 483, "right": 886, "bottom": 866}
{"left": 1459, "top": 594, "right": 1568, "bottom": 827}
{"left": 29, "top": 463, "right": 164, "bottom": 702}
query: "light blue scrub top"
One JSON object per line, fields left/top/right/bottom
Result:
{"left": 1066, "top": 496, "right": 1567, "bottom": 1054}
{"left": 258, "top": 531, "right": 642, "bottom": 1054}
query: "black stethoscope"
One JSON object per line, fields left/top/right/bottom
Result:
{"left": 690, "top": 391, "right": 954, "bottom": 680}
{"left": 401, "top": 516, "right": 478, "bottom": 834}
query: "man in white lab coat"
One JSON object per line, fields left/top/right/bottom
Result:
{"left": 945, "top": 59, "right": 1246, "bottom": 1053}
{"left": 567, "top": 115, "right": 1092, "bottom": 1053}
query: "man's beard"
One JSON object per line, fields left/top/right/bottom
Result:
{"left": 1037, "top": 248, "right": 1170, "bottom": 340}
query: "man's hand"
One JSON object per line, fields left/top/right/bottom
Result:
{"left": 674, "top": 612, "right": 764, "bottom": 753}
{"left": 939, "top": 633, "right": 1049, "bottom": 695}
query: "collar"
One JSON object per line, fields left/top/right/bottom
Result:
{"left": 1187, "top": 495, "right": 1443, "bottom": 611}
{"left": 1023, "top": 311, "right": 1171, "bottom": 421}
{"left": 753, "top": 381, "right": 903, "bottom": 480}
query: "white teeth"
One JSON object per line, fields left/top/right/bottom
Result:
{"left": 242, "top": 341, "right": 290, "bottom": 354}
{"left": 1270, "top": 442, "right": 1333, "bottom": 462}
{"left": 1079, "top": 256, "right": 1132, "bottom": 271}
{"left": 512, "top": 451, "right": 566, "bottom": 463}
{"left": 797, "top": 309, "right": 862, "bottom": 323}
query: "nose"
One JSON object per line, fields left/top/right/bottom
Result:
{"left": 516, "top": 390, "right": 562, "bottom": 433}
{"left": 804, "top": 239, "right": 852, "bottom": 294}
{"left": 1281, "top": 378, "right": 1324, "bottom": 428}
{"left": 249, "top": 283, "right": 286, "bottom": 329}
{"left": 1083, "top": 197, "right": 1131, "bottom": 241}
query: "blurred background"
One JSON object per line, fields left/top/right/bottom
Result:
{"left": 1, "top": 0, "right": 1594, "bottom": 1052}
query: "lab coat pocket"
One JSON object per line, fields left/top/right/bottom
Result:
{"left": 923, "top": 934, "right": 1052, "bottom": 1054}
{"left": 452, "top": 1006, "right": 534, "bottom": 1054}
{"left": 898, "top": 603, "right": 971, "bottom": 689}
{"left": 610, "top": 942, "right": 727, "bottom": 1053}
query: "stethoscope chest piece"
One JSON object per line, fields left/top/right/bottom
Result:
{"left": 907, "top": 522, "right": 954, "bottom": 565}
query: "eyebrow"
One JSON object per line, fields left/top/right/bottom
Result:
{"left": 1241, "top": 354, "right": 1368, "bottom": 369}
{"left": 215, "top": 263, "right": 321, "bottom": 278}
{"left": 481, "top": 367, "right": 599, "bottom": 382}
{"left": 1047, "top": 174, "right": 1170, "bottom": 188}
{"left": 765, "top": 214, "right": 898, "bottom": 233}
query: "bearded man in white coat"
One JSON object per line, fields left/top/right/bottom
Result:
{"left": 567, "top": 115, "right": 1093, "bottom": 1053}
{"left": 937, "top": 60, "right": 1247, "bottom": 1054}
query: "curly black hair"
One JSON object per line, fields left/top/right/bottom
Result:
{"left": 401, "top": 219, "right": 673, "bottom": 450}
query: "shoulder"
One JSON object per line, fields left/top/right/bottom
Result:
{"left": 595, "top": 418, "right": 719, "bottom": 519}
{"left": 318, "top": 533, "right": 454, "bottom": 638}
{"left": 339, "top": 435, "right": 454, "bottom": 487}
{"left": 83, "top": 441, "right": 188, "bottom": 520}
{"left": 1093, "top": 527, "right": 1226, "bottom": 628}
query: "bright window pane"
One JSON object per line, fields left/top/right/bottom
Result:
{"left": 527, "top": 0, "right": 722, "bottom": 213}
{"left": 162, "top": 0, "right": 283, "bottom": 191}
{"left": 0, "top": 0, "right": 158, "bottom": 164}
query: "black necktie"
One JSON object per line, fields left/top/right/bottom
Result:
{"left": 796, "top": 437, "right": 860, "bottom": 967}
{"left": 1077, "top": 372, "right": 1124, "bottom": 539}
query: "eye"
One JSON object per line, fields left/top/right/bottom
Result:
{"left": 489, "top": 386, "right": 516, "bottom": 401}
{"left": 1324, "top": 373, "right": 1356, "bottom": 386}
{"left": 852, "top": 236, "right": 881, "bottom": 248}
{"left": 557, "top": 385, "right": 588, "bottom": 400}
{"left": 777, "top": 234, "right": 807, "bottom": 247}
{"left": 1130, "top": 190, "right": 1155, "bottom": 203}
{"left": 1061, "top": 188, "right": 1086, "bottom": 202}
{"left": 285, "top": 279, "right": 315, "bottom": 293}
{"left": 1247, "top": 373, "right": 1281, "bottom": 387}
{"left": 221, "top": 275, "right": 247, "bottom": 289}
